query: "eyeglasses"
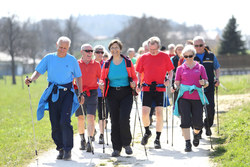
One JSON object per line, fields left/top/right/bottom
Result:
{"left": 184, "top": 55, "right": 194, "bottom": 58}
{"left": 194, "top": 44, "right": 204, "bottom": 48}
{"left": 95, "top": 51, "right": 104, "bottom": 54}
{"left": 103, "top": 55, "right": 108, "bottom": 58}
{"left": 83, "top": 50, "right": 93, "bottom": 53}
{"left": 110, "top": 47, "right": 120, "bottom": 50}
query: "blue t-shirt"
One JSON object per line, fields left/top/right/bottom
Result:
{"left": 108, "top": 59, "right": 129, "bottom": 87}
{"left": 36, "top": 53, "right": 82, "bottom": 84}
{"left": 196, "top": 52, "right": 220, "bottom": 70}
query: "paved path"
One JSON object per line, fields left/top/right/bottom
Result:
{"left": 29, "top": 95, "right": 214, "bottom": 167}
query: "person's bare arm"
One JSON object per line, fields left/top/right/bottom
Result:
{"left": 25, "top": 71, "right": 41, "bottom": 85}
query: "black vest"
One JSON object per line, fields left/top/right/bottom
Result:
{"left": 194, "top": 50, "right": 215, "bottom": 92}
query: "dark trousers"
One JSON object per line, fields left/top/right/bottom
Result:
{"left": 178, "top": 98, "right": 203, "bottom": 130}
{"left": 48, "top": 89, "right": 73, "bottom": 152}
{"left": 204, "top": 91, "right": 215, "bottom": 128}
{"left": 107, "top": 87, "right": 133, "bottom": 151}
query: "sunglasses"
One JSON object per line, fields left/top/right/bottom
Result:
{"left": 194, "top": 44, "right": 204, "bottom": 48}
{"left": 103, "top": 55, "right": 108, "bottom": 58}
{"left": 95, "top": 51, "right": 104, "bottom": 54}
{"left": 184, "top": 55, "right": 194, "bottom": 58}
{"left": 84, "top": 50, "right": 93, "bottom": 53}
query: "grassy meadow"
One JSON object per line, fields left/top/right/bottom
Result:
{"left": 0, "top": 74, "right": 78, "bottom": 166}
{"left": 210, "top": 74, "right": 250, "bottom": 167}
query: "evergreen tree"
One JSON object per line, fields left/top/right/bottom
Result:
{"left": 219, "top": 16, "right": 246, "bottom": 55}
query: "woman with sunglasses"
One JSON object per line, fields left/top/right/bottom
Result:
{"left": 172, "top": 45, "right": 209, "bottom": 152}
{"left": 99, "top": 39, "right": 137, "bottom": 157}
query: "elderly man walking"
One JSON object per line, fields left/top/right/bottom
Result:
{"left": 74, "top": 44, "right": 101, "bottom": 153}
{"left": 25, "top": 36, "right": 84, "bottom": 160}
{"left": 193, "top": 36, "right": 220, "bottom": 137}
{"left": 136, "top": 36, "right": 174, "bottom": 149}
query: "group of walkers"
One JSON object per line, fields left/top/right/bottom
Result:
{"left": 25, "top": 34, "right": 220, "bottom": 160}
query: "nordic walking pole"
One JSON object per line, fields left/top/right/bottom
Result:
{"left": 165, "top": 89, "right": 169, "bottom": 144}
{"left": 101, "top": 97, "right": 105, "bottom": 153}
{"left": 164, "top": 76, "right": 168, "bottom": 144}
{"left": 76, "top": 81, "right": 94, "bottom": 155}
{"left": 132, "top": 96, "right": 137, "bottom": 147}
{"left": 216, "top": 86, "right": 219, "bottom": 134}
{"left": 201, "top": 77, "right": 213, "bottom": 149}
{"left": 26, "top": 76, "right": 38, "bottom": 156}
{"left": 134, "top": 90, "right": 148, "bottom": 158}
{"left": 102, "top": 98, "right": 108, "bottom": 148}
{"left": 171, "top": 87, "right": 175, "bottom": 147}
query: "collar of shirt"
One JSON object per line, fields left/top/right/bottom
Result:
{"left": 183, "top": 62, "right": 199, "bottom": 70}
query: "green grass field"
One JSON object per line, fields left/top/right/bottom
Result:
{"left": 210, "top": 103, "right": 250, "bottom": 167}
{"left": 0, "top": 74, "right": 79, "bottom": 166}
{"left": 210, "top": 74, "right": 250, "bottom": 167}
{"left": 218, "top": 74, "right": 250, "bottom": 95}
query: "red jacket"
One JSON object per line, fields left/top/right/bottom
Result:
{"left": 100, "top": 54, "right": 137, "bottom": 97}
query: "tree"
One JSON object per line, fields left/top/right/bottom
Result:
{"left": 115, "top": 15, "right": 170, "bottom": 52}
{"left": 38, "top": 19, "right": 63, "bottom": 53}
{"left": 21, "top": 20, "right": 41, "bottom": 72}
{"left": 219, "top": 16, "right": 246, "bottom": 55}
{"left": 0, "top": 15, "right": 22, "bottom": 84}
{"left": 64, "top": 16, "right": 81, "bottom": 55}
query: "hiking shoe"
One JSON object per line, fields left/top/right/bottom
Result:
{"left": 205, "top": 127, "right": 212, "bottom": 136}
{"left": 56, "top": 149, "right": 64, "bottom": 160}
{"left": 123, "top": 145, "right": 133, "bottom": 155}
{"left": 184, "top": 141, "right": 192, "bottom": 152}
{"left": 154, "top": 139, "right": 161, "bottom": 149}
{"left": 193, "top": 132, "right": 200, "bottom": 147}
{"left": 141, "top": 132, "right": 152, "bottom": 145}
{"left": 111, "top": 150, "right": 120, "bottom": 157}
{"left": 79, "top": 139, "right": 86, "bottom": 150}
{"left": 92, "top": 129, "right": 97, "bottom": 142}
{"left": 63, "top": 150, "right": 71, "bottom": 161}
{"left": 86, "top": 141, "right": 93, "bottom": 153}
{"left": 99, "top": 134, "right": 104, "bottom": 144}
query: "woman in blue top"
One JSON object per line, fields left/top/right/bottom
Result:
{"left": 99, "top": 39, "right": 137, "bottom": 157}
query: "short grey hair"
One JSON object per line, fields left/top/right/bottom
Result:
{"left": 168, "top": 44, "right": 175, "bottom": 49}
{"left": 182, "top": 45, "right": 196, "bottom": 55}
{"left": 57, "top": 36, "right": 71, "bottom": 47}
{"left": 81, "top": 43, "right": 92, "bottom": 51}
{"left": 148, "top": 36, "right": 161, "bottom": 48}
{"left": 193, "top": 36, "right": 205, "bottom": 43}
{"left": 127, "top": 48, "right": 135, "bottom": 53}
{"left": 142, "top": 40, "right": 148, "bottom": 48}
{"left": 94, "top": 45, "right": 105, "bottom": 51}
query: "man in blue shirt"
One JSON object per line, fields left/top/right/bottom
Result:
{"left": 193, "top": 36, "right": 220, "bottom": 137}
{"left": 25, "top": 36, "right": 84, "bottom": 160}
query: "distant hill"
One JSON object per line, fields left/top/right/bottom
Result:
{"left": 76, "top": 14, "right": 131, "bottom": 38}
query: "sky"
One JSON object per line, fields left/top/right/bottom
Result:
{"left": 1, "top": 0, "right": 250, "bottom": 36}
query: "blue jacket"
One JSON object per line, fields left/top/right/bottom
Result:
{"left": 37, "top": 82, "right": 79, "bottom": 121}
{"left": 174, "top": 84, "right": 209, "bottom": 116}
